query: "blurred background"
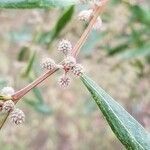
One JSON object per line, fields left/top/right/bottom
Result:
{"left": 0, "top": 0, "right": 149, "bottom": 149}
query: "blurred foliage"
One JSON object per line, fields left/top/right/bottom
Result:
{"left": 0, "top": 79, "right": 7, "bottom": 89}
{"left": 106, "top": 0, "right": 150, "bottom": 60}
{"left": 81, "top": 31, "right": 105, "bottom": 56}
{"left": 37, "top": 6, "right": 74, "bottom": 48}
{"left": 0, "top": 0, "right": 78, "bottom": 8}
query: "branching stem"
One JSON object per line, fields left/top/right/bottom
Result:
{"left": 8, "top": 0, "right": 108, "bottom": 102}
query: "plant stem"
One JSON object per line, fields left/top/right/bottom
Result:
{"left": 12, "top": 69, "right": 58, "bottom": 101}
{"left": 11, "top": 0, "right": 108, "bottom": 102}
{"left": 73, "top": 0, "right": 107, "bottom": 57}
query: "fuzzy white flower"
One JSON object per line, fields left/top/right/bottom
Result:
{"left": 78, "top": 9, "right": 93, "bottom": 21}
{"left": 0, "top": 87, "right": 15, "bottom": 96}
{"left": 63, "top": 56, "right": 76, "bottom": 70}
{"left": 41, "top": 58, "right": 56, "bottom": 70}
{"left": 71, "top": 64, "right": 84, "bottom": 76}
{"left": 58, "top": 75, "right": 71, "bottom": 88}
{"left": 2, "top": 100, "right": 15, "bottom": 113}
{"left": 10, "top": 108, "right": 25, "bottom": 125}
{"left": 58, "top": 39, "right": 72, "bottom": 55}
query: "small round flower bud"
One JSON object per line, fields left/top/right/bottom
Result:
{"left": 41, "top": 58, "right": 56, "bottom": 70}
{"left": 58, "top": 75, "right": 71, "bottom": 89}
{"left": 78, "top": 9, "right": 93, "bottom": 22}
{"left": 58, "top": 39, "right": 72, "bottom": 56}
{"left": 71, "top": 64, "right": 84, "bottom": 76}
{"left": 0, "top": 87, "right": 15, "bottom": 96}
{"left": 2, "top": 100, "right": 15, "bottom": 113}
{"left": 93, "top": 17, "right": 102, "bottom": 30}
{"left": 63, "top": 56, "right": 76, "bottom": 70}
{"left": 10, "top": 108, "right": 25, "bottom": 125}
{"left": 89, "top": 0, "right": 102, "bottom": 7}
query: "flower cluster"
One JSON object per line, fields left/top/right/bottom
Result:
{"left": 58, "top": 39, "right": 72, "bottom": 56}
{"left": 0, "top": 87, "right": 25, "bottom": 125}
{"left": 78, "top": 0, "right": 102, "bottom": 30}
{"left": 41, "top": 39, "right": 84, "bottom": 88}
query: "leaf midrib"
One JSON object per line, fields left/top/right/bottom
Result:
{"left": 82, "top": 75, "right": 145, "bottom": 149}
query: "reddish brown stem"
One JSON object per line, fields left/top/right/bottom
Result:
{"left": 12, "top": 69, "right": 58, "bottom": 101}
{"left": 73, "top": 0, "right": 108, "bottom": 57}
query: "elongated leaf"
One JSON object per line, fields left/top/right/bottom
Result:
{"left": 129, "top": 4, "right": 150, "bottom": 26}
{"left": 38, "top": 6, "right": 74, "bottom": 47}
{"left": 81, "top": 74, "right": 150, "bottom": 150}
{"left": 18, "top": 46, "right": 30, "bottom": 61}
{"left": 25, "top": 98, "right": 52, "bottom": 115}
{"left": 0, "top": 114, "right": 9, "bottom": 129}
{"left": 120, "top": 44, "right": 150, "bottom": 60}
{"left": 50, "top": 6, "right": 74, "bottom": 44}
{"left": 0, "top": 0, "right": 79, "bottom": 8}
{"left": 22, "top": 51, "right": 36, "bottom": 77}
{"left": 108, "top": 42, "right": 129, "bottom": 55}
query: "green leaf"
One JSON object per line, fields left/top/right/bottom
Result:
{"left": 81, "top": 74, "right": 150, "bottom": 150}
{"left": 17, "top": 46, "right": 30, "bottom": 61}
{"left": 50, "top": 6, "right": 74, "bottom": 44}
{"left": 21, "top": 51, "right": 36, "bottom": 77}
{"left": 0, "top": 0, "right": 79, "bottom": 8}
{"left": 0, "top": 113, "right": 9, "bottom": 129}
{"left": 129, "top": 4, "right": 150, "bottom": 26}
{"left": 108, "top": 42, "right": 129, "bottom": 56}
{"left": 120, "top": 44, "right": 150, "bottom": 60}
{"left": 25, "top": 99, "right": 52, "bottom": 115}
{"left": 32, "top": 88, "right": 44, "bottom": 103}
{"left": 38, "top": 6, "right": 74, "bottom": 47}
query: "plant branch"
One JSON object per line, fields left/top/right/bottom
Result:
{"left": 12, "top": 69, "right": 59, "bottom": 101}
{"left": 11, "top": 0, "right": 108, "bottom": 102}
{"left": 73, "top": 0, "right": 108, "bottom": 57}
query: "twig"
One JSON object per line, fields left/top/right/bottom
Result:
{"left": 73, "top": 0, "right": 107, "bottom": 57}
{"left": 10, "top": 0, "right": 107, "bottom": 102}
